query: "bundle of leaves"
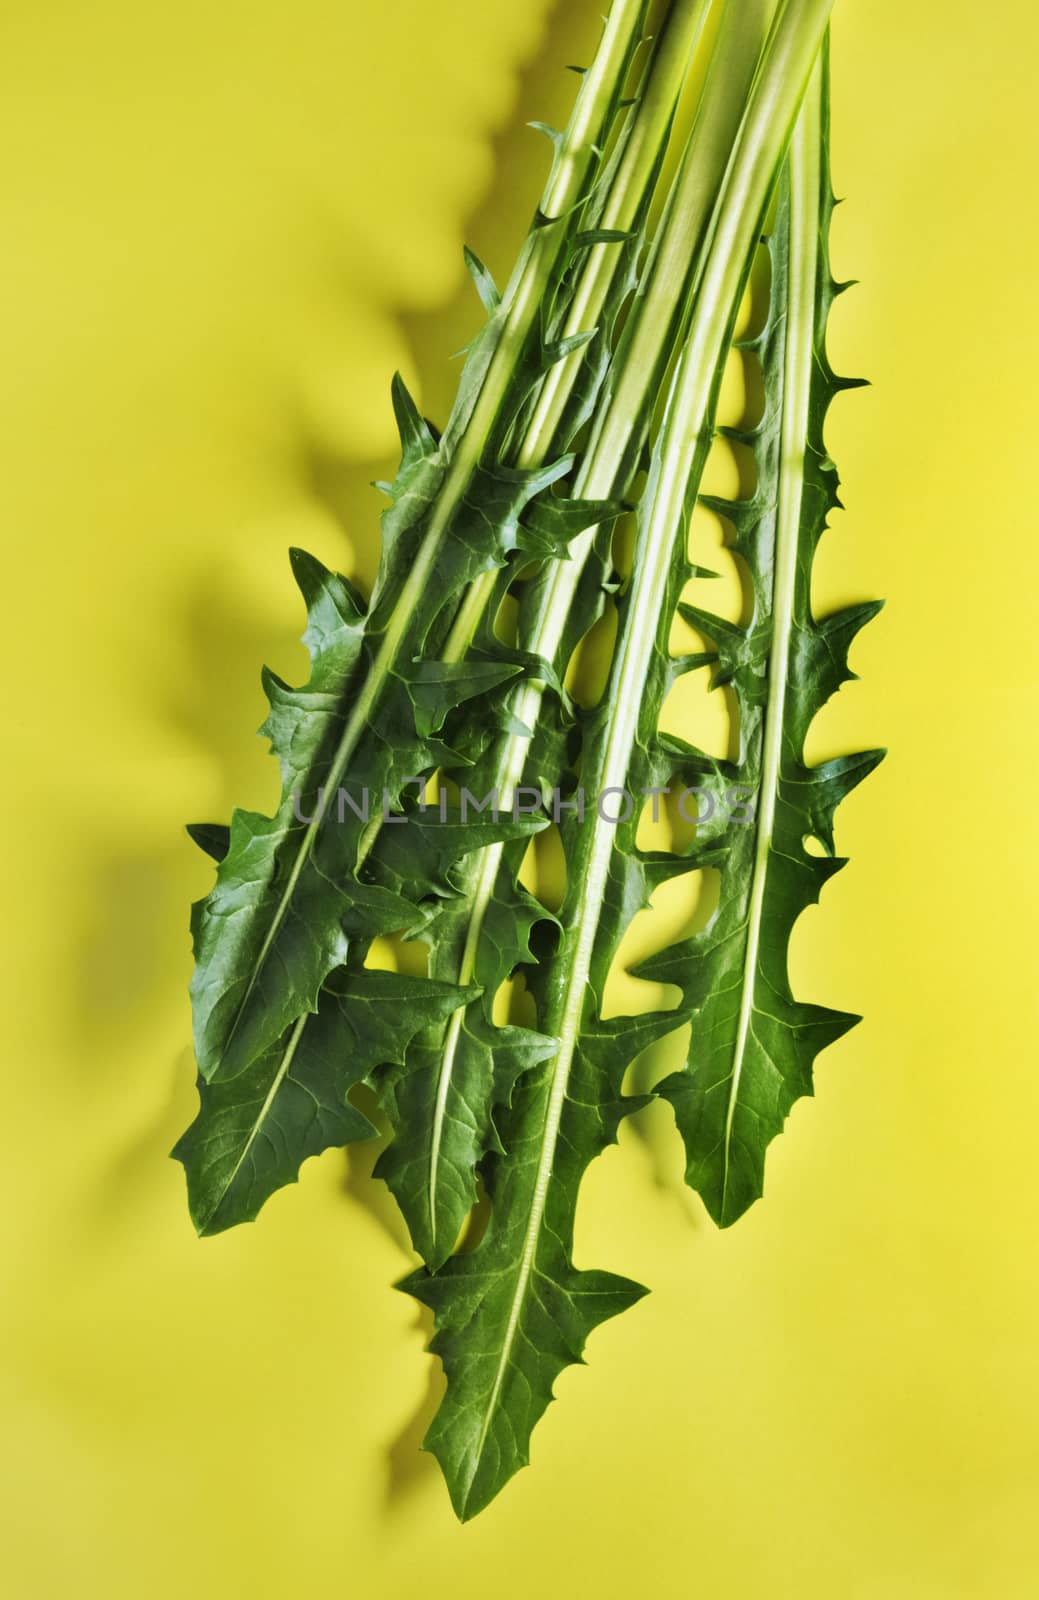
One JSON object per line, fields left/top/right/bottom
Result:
{"left": 177, "top": 0, "right": 880, "bottom": 1519}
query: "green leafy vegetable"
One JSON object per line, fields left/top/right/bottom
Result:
{"left": 177, "top": 825, "right": 483, "bottom": 1234}
{"left": 176, "top": 0, "right": 879, "bottom": 1524}
{"left": 177, "top": 967, "right": 480, "bottom": 1237}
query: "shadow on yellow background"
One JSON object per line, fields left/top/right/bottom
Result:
{"left": 2, "top": 2, "right": 1036, "bottom": 1595}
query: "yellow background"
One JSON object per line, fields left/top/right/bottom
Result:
{"left": 2, "top": 1, "right": 1036, "bottom": 1595}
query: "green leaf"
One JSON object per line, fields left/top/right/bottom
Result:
{"left": 185, "top": 822, "right": 230, "bottom": 862}
{"left": 405, "top": 658, "right": 523, "bottom": 739}
{"left": 401, "top": 1011, "right": 689, "bottom": 1520}
{"left": 463, "top": 246, "right": 500, "bottom": 315}
{"left": 173, "top": 969, "right": 478, "bottom": 1236}
{"left": 652, "top": 43, "right": 883, "bottom": 1227}
{"left": 373, "top": 837, "right": 562, "bottom": 1268}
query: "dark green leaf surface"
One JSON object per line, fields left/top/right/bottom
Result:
{"left": 402, "top": 1004, "right": 681, "bottom": 1520}
{"left": 174, "top": 969, "right": 479, "bottom": 1236}
{"left": 188, "top": 445, "right": 580, "bottom": 1087}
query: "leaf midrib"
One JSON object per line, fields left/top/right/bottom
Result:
{"left": 204, "top": 1012, "right": 309, "bottom": 1227}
